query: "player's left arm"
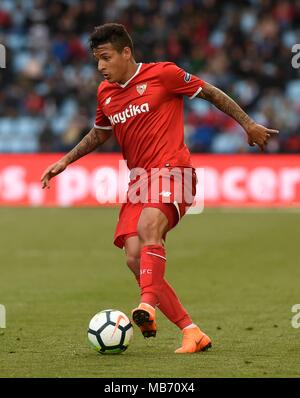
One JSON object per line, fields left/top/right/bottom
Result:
{"left": 197, "top": 82, "right": 279, "bottom": 151}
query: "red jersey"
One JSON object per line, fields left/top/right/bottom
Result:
{"left": 94, "top": 62, "right": 204, "bottom": 170}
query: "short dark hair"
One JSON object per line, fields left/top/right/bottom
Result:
{"left": 89, "top": 23, "right": 134, "bottom": 55}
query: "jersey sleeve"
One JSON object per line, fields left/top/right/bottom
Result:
{"left": 159, "top": 62, "right": 205, "bottom": 99}
{"left": 94, "top": 86, "right": 113, "bottom": 130}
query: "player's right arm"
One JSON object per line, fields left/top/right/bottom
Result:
{"left": 40, "top": 127, "right": 111, "bottom": 189}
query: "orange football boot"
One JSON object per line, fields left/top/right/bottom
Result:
{"left": 132, "top": 303, "right": 157, "bottom": 338}
{"left": 175, "top": 326, "right": 212, "bottom": 354}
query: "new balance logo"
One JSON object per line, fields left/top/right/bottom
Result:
{"left": 108, "top": 103, "right": 150, "bottom": 125}
{"left": 160, "top": 191, "right": 172, "bottom": 197}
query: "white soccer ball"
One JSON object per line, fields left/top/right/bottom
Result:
{"left": 87, "top": 309, "right": 133, "bottom": 354}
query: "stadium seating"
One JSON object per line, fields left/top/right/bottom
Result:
{"left": 0, "top": 0, "right": 299, "bottom": 153}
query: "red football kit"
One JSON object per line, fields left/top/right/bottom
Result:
{"left": 94, "top": 62, "right": 205, "bottom": 248}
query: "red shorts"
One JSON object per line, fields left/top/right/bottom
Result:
{"left": 113, "top": 167, "right": 197, "bottom": 249}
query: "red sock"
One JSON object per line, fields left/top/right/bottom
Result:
{"left": 140, "top": 244, "right": 166, "bottom": 307}
{"left": 135, "top": 274, "right": 192, "bottom": 330}
{"left": 158, "top": 280, "right": 193, "bottom": 329}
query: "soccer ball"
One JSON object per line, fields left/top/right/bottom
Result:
{"left": 87, "top": 309, "right": 133, "bottom": 354}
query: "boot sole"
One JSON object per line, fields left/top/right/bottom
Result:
{"left": 200, "top": 342, "right": 212, "bottom": 352}
{"left": 132, "top": 309, "right": 157, "bottom": 338}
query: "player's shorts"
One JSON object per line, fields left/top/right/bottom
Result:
{"left": 114, "top": 166, "right": 197, "bottom": 249}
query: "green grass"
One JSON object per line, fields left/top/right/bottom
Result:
{"left": 0, "top": 208, "right": 300, "bottom": 378}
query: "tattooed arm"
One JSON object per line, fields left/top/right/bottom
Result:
{"left": 41, "top": 127, "right": 112, "bottom": 189}
{"left": 197, "top": 82, "right": 279, "bottom": 151}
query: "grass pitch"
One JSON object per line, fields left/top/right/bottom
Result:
{"left": 0, "top": 207, "right": 300, "bottom": 378}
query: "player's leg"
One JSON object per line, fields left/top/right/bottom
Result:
{"left": 133, "top": 206, "right": 212, "bottom": 353}
{"left": 124, "top": 235, "right": 156, "bottom": 337}
{"left": 130, "top": 207, "right": 167, "bottom": 336}
{"left": 124, "top": 235, "right": 140, "bottom": 284}
{"left": 125, "top": 235, "right": 193, "bottom": 329}
{"left": 136, "top": 206, "right": 168, "bottom": 305}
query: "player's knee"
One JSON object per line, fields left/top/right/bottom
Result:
{"left": 126, "top": 256, "right": 140, "bottom": 277}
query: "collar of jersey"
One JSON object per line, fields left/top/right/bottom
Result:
{"left": 117, "top": 63, "right": 143, "bottom": 88}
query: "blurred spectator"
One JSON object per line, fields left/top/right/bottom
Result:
{"left": 0, "top": 0, "right": 299, "bottom": 154}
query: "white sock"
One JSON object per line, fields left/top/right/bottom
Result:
{"left": 140, "top": 302, "right": 155, "bottom": 310}
{"left": 183, "top": 323, "right": 197, "bottom": 330}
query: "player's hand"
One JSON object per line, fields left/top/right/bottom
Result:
{"left": 41, "top": 160, "right": 68, "bottom": 189}
{"left": 246, "top": 123, "right": 279, "bottom": 152}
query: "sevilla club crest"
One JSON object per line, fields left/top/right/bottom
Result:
{"left": 136, "top": 83, "right": 147, "bottom": 95}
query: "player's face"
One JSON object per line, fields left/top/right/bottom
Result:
{"left": 93, "top": 43, "right": 131, "bottom": 84}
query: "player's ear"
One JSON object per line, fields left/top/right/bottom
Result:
{"left": 123, "top": 47, "right": 132, "bottom": 60}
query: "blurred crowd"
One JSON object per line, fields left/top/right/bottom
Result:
{"left": 0, "top": 0, "right": 299, "bottom": 154}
